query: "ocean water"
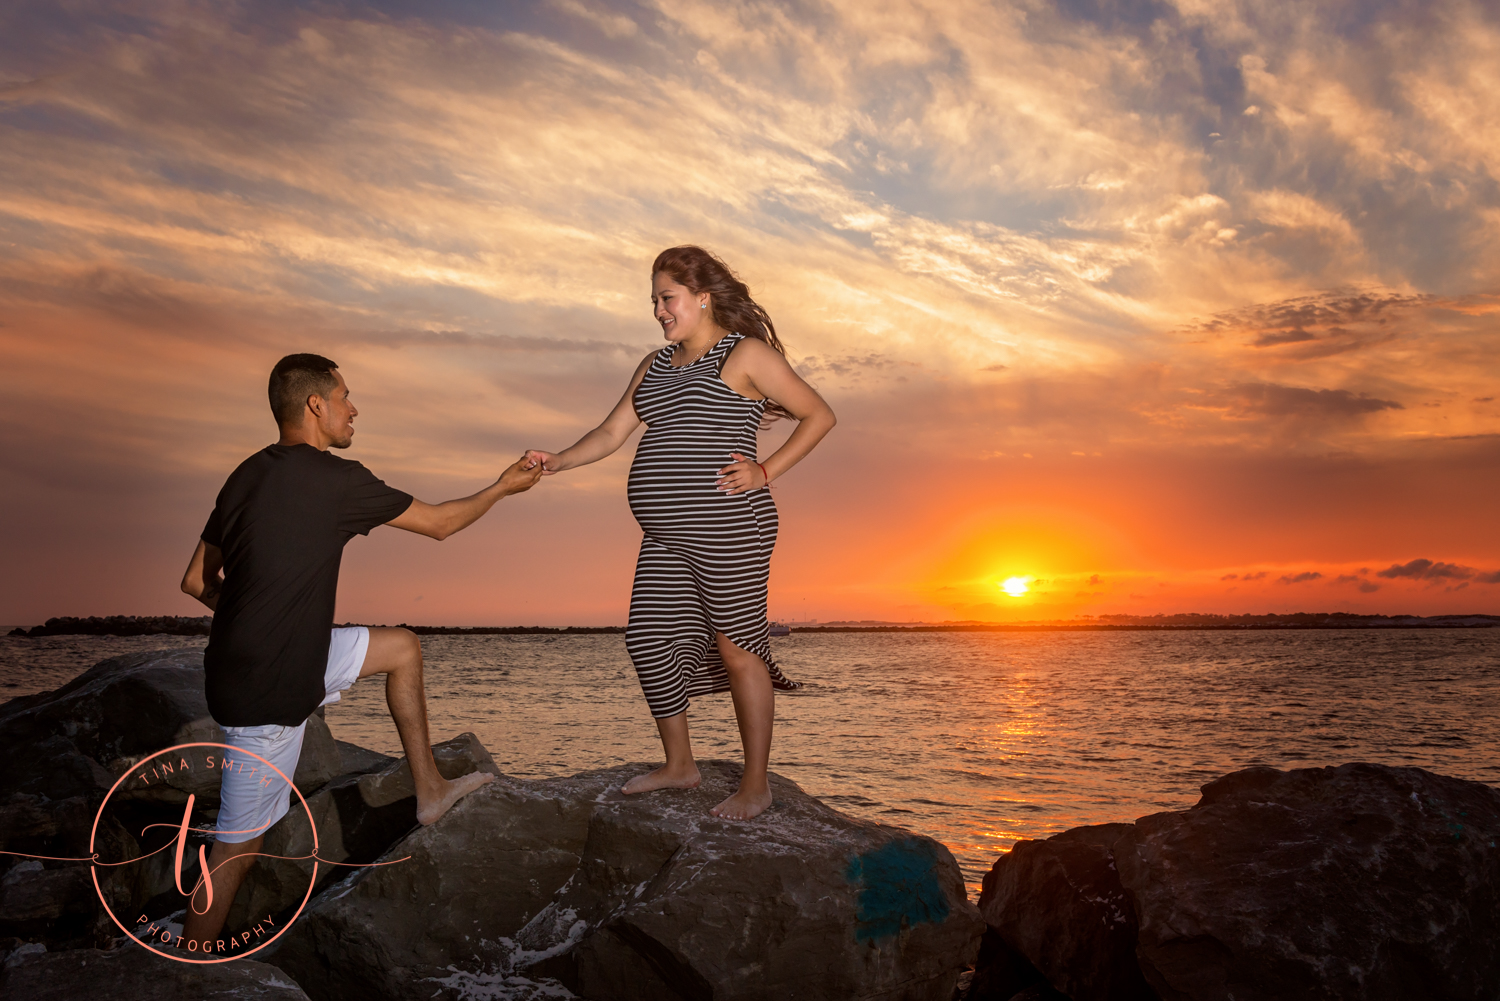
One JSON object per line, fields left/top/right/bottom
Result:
{"left": 3, "top": 629, "right": 1498, "bottom": 897}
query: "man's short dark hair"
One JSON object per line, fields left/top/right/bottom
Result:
{"left": 268, "top": 354, "right": 340, "bottom": 427}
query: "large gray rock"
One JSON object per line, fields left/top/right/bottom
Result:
{"left": 0, "top": 733, "right": 142, "bottom": 947}
{"left": 976, "top": 763, "right": 1500, "bottom": 1001}
{"left": 0, "top": 651, "right": 355, "bottom": 952}
{"left": 524, "top": 765, "right": 980, "bottom": 1001}
{"left": 272, "top": 764, "right": 616, "bottom": 999}
{"left": 351, "top": 729, "right": 499, "bottom": 807}
{"left": 0, "top": 650, "right": 214, "bottom": 766}
{"left": 334, "top": 739, "right": 396, "bottom": 777}
{"left": 961, "top": 930, "right": 1067, "bottom": 1001}
{"left": 0, "top": 649, "right": 342, "bottom": 803}
{"left": 223, "top": 733, "right": 495, "bottom": 932}
{"left": 1119, "top": 764, "right": 1500, "bottom": 1001}
{"left": 0, "top": 735, "right": 116, "bottom": 858}
{"left": 977, "top": 824, "right": 1153, "bottom": 1001}
{"left": 0, "top": 860, "right": 98, "bottom": 930}
{"left": 274, "top": 758, "right": 983, "bottom": 1001}
{"left": 0, "top": 945, "right": 311, "bottom": 1000}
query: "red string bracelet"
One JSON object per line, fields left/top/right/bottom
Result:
{"left": 755, "top": 461, "right": 771, "bottom": 489}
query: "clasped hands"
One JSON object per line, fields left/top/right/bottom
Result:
{"left": 522, "top": 449, "right": 557, "bottom": 474}
{"left": 499, "top": 453, "right": 546, "bottom": 493}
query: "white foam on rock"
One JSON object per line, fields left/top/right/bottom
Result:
{"left": 2, "top": 941, "right": 46, "bottom": 969}
{"left": 133, "top": 908, "right": 186, "bottom": 954}
{"left": 506, "top": 904, "right": 590, "bottom": 967}
{"left": 257, "top": 973, "right": 305, "bottom": 990}
{"left": 425, "top": 967, "right": 576, "bottom": 1001}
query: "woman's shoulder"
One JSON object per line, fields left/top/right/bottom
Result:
{"left": 724, "top": 333, "right": 784, "bottom": 365}
{"left": 630, "top": 348, "right": 663, "bottom": 380}
{"left": 724, "top": 331, "right": 766, "bottom": 349}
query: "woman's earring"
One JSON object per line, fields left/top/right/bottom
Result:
{"left": 700, "top": 304, "right": 707, "bottom": 309}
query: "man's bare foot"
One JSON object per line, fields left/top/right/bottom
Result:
{"left": 621, "top": 763, "right": 701, "bottom": 795}
{"left": 416, "top": 771, "right": 494, "bottom": 826}
{"left": 709, "top": 786, "right": 773, "bottom": 820}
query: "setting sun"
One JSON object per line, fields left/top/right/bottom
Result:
{"left": 1000, "top": 577, "right": 1030, "bottom": 597}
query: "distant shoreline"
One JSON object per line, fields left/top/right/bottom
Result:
{"left": 8, "top": 612, "right": 1500, "bottom": 637}
{"left": 793, "top": 620, "right": 1500, "bottom": 632}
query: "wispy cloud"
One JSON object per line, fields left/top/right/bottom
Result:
{"left": 1221, "top": 382, "right": 1403, "bottom": 420}
{"left": 1376, "top": 558, "right": 1480, "bottom": 582}
{"left": 1277, "top": 571, "right": 1323, "bottom": 584}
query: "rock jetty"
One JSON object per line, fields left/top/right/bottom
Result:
{"left": 8, "top": 615, "right": 215, "bottom": 637}
{"left": 0, "top": 650, "right": 983, "bottom": 999}
{"left": 6, "top": 648, "right": 1499, "bottom": 1000}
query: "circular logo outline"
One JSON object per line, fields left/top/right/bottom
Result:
{"left": 91, "top": 740, "right": 320, "bottom": 964}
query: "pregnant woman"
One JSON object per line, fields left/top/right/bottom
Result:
{"left": 527, "top": 245, "right": 835, "bottom": 819}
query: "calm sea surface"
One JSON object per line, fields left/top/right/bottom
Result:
{"left": 3, "top": 629, "right": 1497, "bottom": 897}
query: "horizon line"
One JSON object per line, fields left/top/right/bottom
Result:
{"left": 8, "top": 611, "right": 1500, "bottom": 638}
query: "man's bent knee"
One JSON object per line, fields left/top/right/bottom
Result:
{"left": 361, "top": 627, "right": 423, "bottom": 678}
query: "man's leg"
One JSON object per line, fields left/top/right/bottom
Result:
{"left": 182, "top": 721, "right": 303, "bottom": 948}
{"left": 360, "top": 627, "right": 492, "bottom": 824}
{"left": 709, "top": 632, "right": 775, "bottom": 820}
{"left": 181, "top": 835, "right": 264, "bottom": 951}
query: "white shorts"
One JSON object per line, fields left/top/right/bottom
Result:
{"left": 214, "top": 626, "right": 369, "bottom": 843}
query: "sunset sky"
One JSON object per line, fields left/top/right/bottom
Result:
{"left": 2, "top": 0, "right": 1498, "bottom": 626}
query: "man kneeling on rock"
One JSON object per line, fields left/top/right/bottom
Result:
{"left": 178, "top": 352, "right": 542, "bottom": 950}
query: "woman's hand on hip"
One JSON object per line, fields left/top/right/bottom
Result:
{"left": 716, "top": 452, "right": 767, "bottom": 495}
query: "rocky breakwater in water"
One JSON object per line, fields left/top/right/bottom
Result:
{"left": 968, "top": 763, "right": 1500, "bottom": 1001}
{"left": 0, "top": 649, "right": 983, "bottom": 1000}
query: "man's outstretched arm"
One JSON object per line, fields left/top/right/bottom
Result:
{"left": 386, "top": 456, "right": 543, "bottom": 541}
{"left": 182, "top": 540, "right": 225, "bottom": 611}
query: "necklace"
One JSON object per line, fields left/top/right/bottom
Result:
{"left": 674, "top": 337, "right": 717, "bottom": 368}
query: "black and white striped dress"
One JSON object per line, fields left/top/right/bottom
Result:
{"left": 625, "top": 331, "right": 800, "bottom": 718}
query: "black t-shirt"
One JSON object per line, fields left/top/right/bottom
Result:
{"left": 201, "top": 444, "right": 413, "bottom": 727}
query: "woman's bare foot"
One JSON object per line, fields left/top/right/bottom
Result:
{"left": 709, "top": 785, "right": 773, "bottom": 820}
{"left": 416, "top": 771, "right": 494, "bottom": 825}
{"left": 622, "top": 763, "right": 701, "bottom": 794}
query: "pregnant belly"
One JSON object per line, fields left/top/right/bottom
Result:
{"left": 628, "top": 475, "right": 776, "bottom": 543}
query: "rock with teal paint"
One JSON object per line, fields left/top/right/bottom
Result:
{"left": 974, "top": 763, "right": 1500, "bottom": 1001}
{"left": 275, "top": 756, "right": 983, "bottom": 1000}
{"left": 846, "top": 836, "right": 954, "bottom": 942}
